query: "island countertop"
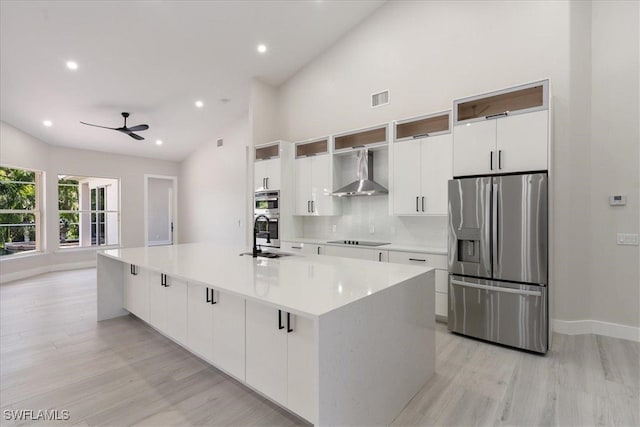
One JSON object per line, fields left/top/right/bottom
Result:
{"left": 100, "top": 242, "right": 433, "bottom": 318}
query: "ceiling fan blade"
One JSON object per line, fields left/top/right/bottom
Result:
{"left": 126, "top": 124, "right": 149, "bottom": 132}
{"left": 80, "top": 121, "right": 118, "bottom": 130}
{"left": 128, "top": 133, "right": 144, "bottom": 141}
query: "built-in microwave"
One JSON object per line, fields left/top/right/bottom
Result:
{"left": 254, "top": 190, "right": 280, "bottom": 216}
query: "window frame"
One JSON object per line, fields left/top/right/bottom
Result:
{"left": 0, "top": 165, "right": 43, "bottom": 258}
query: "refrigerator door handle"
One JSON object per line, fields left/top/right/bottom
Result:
{"left": 492, "top": 180, "right": 499, "bottom": 272}
{"left": 450, "top": 279, "right": 542, "bottom": 297}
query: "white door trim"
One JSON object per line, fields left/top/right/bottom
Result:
{"left": 144, "top": 174, "right": 178, "bottom": 247}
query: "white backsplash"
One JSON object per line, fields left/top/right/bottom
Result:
{"left": 302, "top": 196, "right": 448, "bottom": 248}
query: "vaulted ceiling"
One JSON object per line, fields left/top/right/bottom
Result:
{"left": 0, "top": 1, "right": 384, "bottom": 161}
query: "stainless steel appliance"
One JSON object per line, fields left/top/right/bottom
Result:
{"left": 254, "top": 191, "right": 280, "bottom": 248}
{"left": 326, "top": 240, "right": 390, "bottom": 247}
{"left": 448, "top": 173, "right": 548, "bottom": 353}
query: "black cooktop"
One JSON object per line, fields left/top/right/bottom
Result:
{"left": 327, "top": 240, "right": 390, "bottom": 247}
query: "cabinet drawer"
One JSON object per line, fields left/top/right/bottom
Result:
{"left": 388, "top": 251, "right": 447, "bottom": 270}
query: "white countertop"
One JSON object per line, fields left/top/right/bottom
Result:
{"left": 282, "top": 237, "right": 447, "bottom": 255}
{"left": 101, "top": 243, "right": 433, "bottom": 318}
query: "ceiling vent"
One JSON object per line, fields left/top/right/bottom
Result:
{"left": 217, "top": 138, "right": 224, "bottom": 147}
{"left": 371, "top": 90, "right": 389, "bottom": 108}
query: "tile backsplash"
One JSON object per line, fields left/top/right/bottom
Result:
{"left": 302, "top": 195, "right": 448, "bottom": 248}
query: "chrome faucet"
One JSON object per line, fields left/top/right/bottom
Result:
{"left": 253, "top": 214, "right": 271, "bottom": 257}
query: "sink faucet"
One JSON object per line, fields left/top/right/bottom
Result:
{"left": 253, "top": 214, "right": 271, "bottom": 257}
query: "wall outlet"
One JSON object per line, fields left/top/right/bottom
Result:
{"left": 617, "top": 233, "right": 639, "bottom": 246}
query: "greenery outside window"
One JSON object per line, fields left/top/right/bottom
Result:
{"left": 0, "top": 166, "right": 41, "bottom": 257}
{"left": 58, "top": 175, "right": 119, "bottom": 248}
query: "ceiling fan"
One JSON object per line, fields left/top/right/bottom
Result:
{"left": 80, "top": 112, "right": 149, "bottom": 141}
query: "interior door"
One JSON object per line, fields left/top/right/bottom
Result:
{"left": 146, "top": 177, "right": 175, "bottom": 246}
{"left": 493, "top": 173, "right": 548, "bottom": 285}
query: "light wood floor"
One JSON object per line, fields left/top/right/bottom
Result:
{"left": 1, "top": 269, "right": 638, "bottom": 427}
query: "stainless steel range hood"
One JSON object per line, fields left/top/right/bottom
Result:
{"left": 332, "top": 149, "right": 388, "bottom": 197}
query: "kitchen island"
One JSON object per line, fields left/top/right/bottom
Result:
{"left": 97, "top": 243, "right": 435, "bottom": 426}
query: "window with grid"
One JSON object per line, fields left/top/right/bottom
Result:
{"left": 0, "top": 166, "right": 41, "bottom": 256}
{"left": 58, "top": 175, "right": 119, "bottom": 248}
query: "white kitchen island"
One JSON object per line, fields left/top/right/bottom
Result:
{"left": 97, "top": 243, "right": 435, "bottom": 426}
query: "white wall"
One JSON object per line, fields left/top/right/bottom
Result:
{"left": 179, "top": 113, "right": 249, "bottom": 247}
{"left": 0, "top": 121, "right": 180, "bottom": 282}
{"left": 147, "top": 177, "right": 172, "bottom": 244}
{"left": 275, "top": 0, "right": 639, "bottom": 330}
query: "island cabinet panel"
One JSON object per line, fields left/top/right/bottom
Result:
{"left": 245, "top": 301, "right": 288, "bottom": 406}
{"left": 187, "top": 282, "right": 214, "bottom": 361}
{"left": 148, "top": 271, "right": 188, "bottom": 345}
{"left": 211, "top": 291, "right": 245, "bottom": 381}
{"left": 123, "top": 264, "right": 149, "bottom": 322}
{"left": 286, "top": 314, "right": 317, "bottom": 422}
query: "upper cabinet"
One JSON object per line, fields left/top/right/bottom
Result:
{"left": 254, "top": 142, "right": 282, "bottom": 191}
{"left": 392, "top": 111, "right": 452, "bottom": 216}
{"left": 294, "top": 138, "right": 341, "bottom": 216}
{"left": 332, "top": 124, "right": 387, "bottom": 154}
{"left": 452, "top": 80, "right": 549, "bottom": 177}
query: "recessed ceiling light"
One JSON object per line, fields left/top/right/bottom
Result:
{"left": 43, "top": 120, "right": 53, "bottom": 127}
{"left": 66, "top": 60, "right": 78, "bottom": 70}
{"left": 195, "top": 100, "right": 204, "bottom": 108}
{"left": 257, "top": 44, "right": 267, "bottom": 54}
{"left": 155, "top": 139, "right": 163, "bottom": 146}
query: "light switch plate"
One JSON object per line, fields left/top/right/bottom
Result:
{"left": 617, "top": 233, "right": 639, "bottom": 246}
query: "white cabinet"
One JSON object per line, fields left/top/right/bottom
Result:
{"left": 211, "top": 291, "right": 245, "bottom": 380}
{"left": 388, "top": 251, "right": 449, "bottom": 319}
{"left": 254, "top": 158, "right": 281, "bottom": 191}
{"left": 148, "top": 272, "right": 188, "bottom": 344}
{"left": 393, "top": 134, "right": 452, "bottom": 215}
{"left": 294, "top": 153, "right": 340, "bottom": 216}
{"left": 325, "top": 245, "right": 388, "bottom": 262}
{"left": 186, "top": 284, "right": 246, "bottom": 380}
{"left": 453, "top": 80, "right": 549, "bottom": 177}
{"left": 123, "top": 264, "right": 149, "bottom": 321}
{"left": 281, "top": 241, "right": 325, "bottom": 256}
{"left": 187, "top": 282, "right": 214, "bottom": 361}
{"left": 245, "top": 300, "right": 316, "bottom": 421}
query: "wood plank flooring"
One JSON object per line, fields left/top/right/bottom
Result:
{"left": 1, "top": 269, "right": 638, "bottom": 426}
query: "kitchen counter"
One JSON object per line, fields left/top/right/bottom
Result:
{"left": 96, "top": 243, "right": 435, "bottom": 426}
{"left": 100, "top": 242, "right": 431, "bottom": 318}
{"left": 282, "top": 237, "right": 447, "bottom": 255}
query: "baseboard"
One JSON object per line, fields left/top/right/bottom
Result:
{"left": 553, "top": 319, "right": 640, "bottom": 342}
{"left": 0, "top": 260, "right": 96, "bottom": 284}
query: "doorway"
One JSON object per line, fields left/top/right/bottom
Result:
{"left": 144, "top": 175, "right": 177, "bottom": 246}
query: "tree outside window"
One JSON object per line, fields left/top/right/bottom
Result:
{"left": 0, "top": 166, "right": 41, "bottom": 256}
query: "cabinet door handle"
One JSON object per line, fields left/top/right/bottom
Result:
{"left": 161, "top": 273, "right": 168, "bottom": 287}
{"left": 378, "top": 252, "right": 382, "bottom": 262}
{"left": 130, "top": 264, "right": 138, "bottom": 275}
{"left": 287, "top": 312, "right": 293, "bottom": 333}
{"left": 486, "top": 112, "right": 508, "bottom": 119}
{"left": 278, "top": 310, "right": 284, "bottom": 330}
{"left": 311, "top": 201, "right": 315, "bottom": 213}
{"left": 307, "top": 201, "right": 311, "bottom": 213}
{"left": 409, "top": 258, "right": 426, "bottom": 262}
{"left": 211, "top": 289, "right": 217, "bottom": 305}
{"left": 422, "top": 196, "right": 425, "bottom": 212}
{"left": 266, "top": 177, "right": 269, "bottom": 189}
{"left": 262, "top": 178, "right": 265, "bottom": 188}
{"left": 317, "top": 246, "right": 321, "bottom": 255}
{"left": 416, "top": 196, "right": 419, "bottom": 212}
{"left": 498, "top": 150, "right": 502, "bottom": 169}
{"left": 206, "top": 288, "right": 212, "bottom": 303}
{"left": 291, "top": 245, "right": 302, "bottom": 250}
{"left": 490, "top": 151, "right": 494, "bottom": 171}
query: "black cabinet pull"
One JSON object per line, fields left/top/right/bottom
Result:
{"left": 416, "top": 196, "right": 419, "bottom": 212}
{"left": 130, "top": 264, "right": 138, "bottom": 275}
{"left": 160, "top": 273, "right": 167, "bottom": 287}
{"left": 278, "top": 310, "right": 284, "bottom": 330}
{"left": 378, "top": 252, "right": 382, "bottom": 262}
{"left": 206, "top": 288, "right": 212, "bottom": 303}
{"left": 498, "top": 150, "right": 503, "bottom": 169}
{"left": 317, "top": 246, "right": 321, "bottom": 255}
{"left": 287, "top": 312, "right": 293, "bottom": 333}
{"left": 486, "top": 112, "right": 508, "bottom": 119}
{"left": 490, "top": 151, "right": 494, "bottom": 170}
{"left": 211, "top": 289, "right": 217, "bottom": 305}
{"left": 422, "top": 196, "right": 425, "bottom": 212}
{"left": 409, "top": 258, "right": 427, "bottom": 262}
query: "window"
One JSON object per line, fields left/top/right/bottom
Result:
{"left": 0, "top": 166, "right": 41, "bottom": 256}
{"left": 58, "top": 175, "right": 119, "bottom": 248}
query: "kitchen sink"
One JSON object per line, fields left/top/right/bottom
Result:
{"left": 239, "top": 251, "right": 294, "bottom": 259}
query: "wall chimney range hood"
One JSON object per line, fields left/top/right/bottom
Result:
{"left": 332, "top": 149, "right": 388, "bottom": 197}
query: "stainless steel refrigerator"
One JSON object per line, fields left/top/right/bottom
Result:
{"left": 448, "top": 173, "right": 548, "bottom": 353}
